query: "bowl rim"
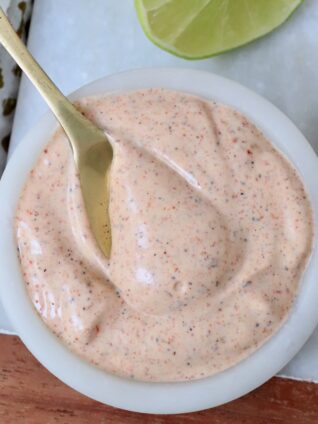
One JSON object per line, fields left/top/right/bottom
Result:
{"left": 1, "top": 67, "right": 318, "bottom": 414}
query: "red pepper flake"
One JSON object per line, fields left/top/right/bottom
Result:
{"left": 247, "top": 149, "right": 253, "bottom": 155}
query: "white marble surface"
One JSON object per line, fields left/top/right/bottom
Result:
{"left": 1, "top": 0, "right": 318, "bottom": 380}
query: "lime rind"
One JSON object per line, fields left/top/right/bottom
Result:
{"left": 135, "top": 0, "right": 304, "bottom": 60}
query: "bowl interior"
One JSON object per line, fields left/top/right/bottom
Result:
{"left": 1, "top": 68, "right": 318, "bottom": 414}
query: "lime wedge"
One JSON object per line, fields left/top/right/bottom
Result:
{"left": 135, "top": 0, "right": 303, "bottom": 59}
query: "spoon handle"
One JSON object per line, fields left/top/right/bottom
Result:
{"left": 0, "top": 8, "right": 113, "bottom": 258}
{"left": 0, "top": 8, "right": 101, "bottom": 155}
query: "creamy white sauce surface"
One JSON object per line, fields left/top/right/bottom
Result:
{"left": 16, "top": 89, "right": 314, "bottom": 381}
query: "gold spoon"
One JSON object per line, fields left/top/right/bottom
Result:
{"left": 0, "top": 8, "right": 113, "bottom": 257}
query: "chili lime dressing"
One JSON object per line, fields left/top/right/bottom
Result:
{"left": 15, "top": 89, "right": 314, "bottom": 381}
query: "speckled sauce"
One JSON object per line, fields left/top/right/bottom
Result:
{"left": 15, "top": 89, "right": 314, "bottom": 382}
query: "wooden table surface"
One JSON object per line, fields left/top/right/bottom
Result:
{"left": 1, "top": 334, "right": 318, "bottom": 423}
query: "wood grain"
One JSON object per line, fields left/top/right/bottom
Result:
{"left": 0, "top": 335, "right": 318, "bottom": 423}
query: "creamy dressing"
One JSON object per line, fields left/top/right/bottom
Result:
{"left": 15, "top": 89, "right": 314, "bottom": 381}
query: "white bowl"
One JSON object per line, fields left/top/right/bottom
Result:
{"left": 1, "top": 68, "right": 318, "bottom": 414}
